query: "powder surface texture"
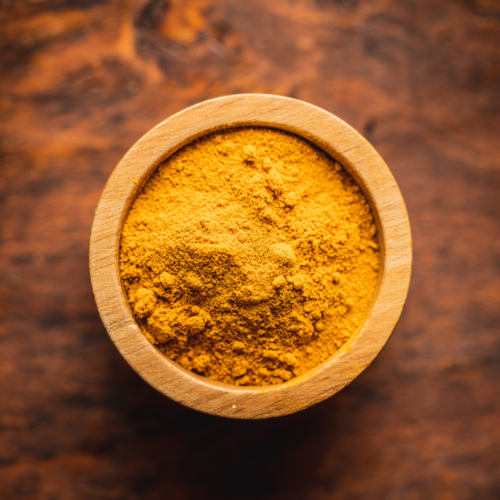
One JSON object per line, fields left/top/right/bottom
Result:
{"left": 120, "top": 127, "right": 380, "bottom": 386}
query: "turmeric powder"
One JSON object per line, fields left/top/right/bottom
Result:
{"left": 119, "top": 127, "right": 379, "bottom": 386}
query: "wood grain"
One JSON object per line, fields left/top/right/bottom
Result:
{"left": 1, "top": 0, "right": 499, "bottom": 498}
{"left": 89, "top": 94, "right": 412, "bottom": 418}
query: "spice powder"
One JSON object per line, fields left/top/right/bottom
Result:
{"left": 119, "top": 127, "right": 380, "bottom": 386}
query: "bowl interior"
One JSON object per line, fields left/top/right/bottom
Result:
{"left": 117, "top": 122, "right": 386, "bottom": 392}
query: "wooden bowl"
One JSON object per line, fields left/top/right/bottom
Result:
{"left": 89, "top": 94, "right": 412, "bottom": 419}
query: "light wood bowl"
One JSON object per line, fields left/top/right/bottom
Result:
{"left": 89, "top": 94, "right": 411, "bottom": 419}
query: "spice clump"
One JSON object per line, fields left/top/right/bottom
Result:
{"left": 120, "top": 127, "right": 380, "bottom": 386}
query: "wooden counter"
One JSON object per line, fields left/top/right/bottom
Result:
{"left": 0, "top": 0, "right": 499, "bottom": 498}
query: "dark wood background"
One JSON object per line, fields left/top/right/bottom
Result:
{"left": 1, "top": 0, "right": 499, "bottom": 498}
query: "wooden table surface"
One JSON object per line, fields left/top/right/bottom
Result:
{"left": 1, "top": 1, "right": 499, "bottom": 499}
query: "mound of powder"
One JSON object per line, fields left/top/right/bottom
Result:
{"left": 119, "top": 127, "right": 379, "bottom": 386}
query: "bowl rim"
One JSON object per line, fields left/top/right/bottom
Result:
{"left": 89, "top": 94, "right": 412, "bottom": 419}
